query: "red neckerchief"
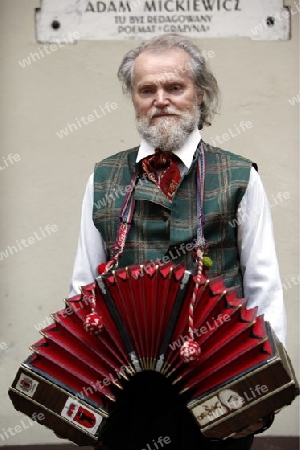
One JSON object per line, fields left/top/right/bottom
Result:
{"left": 141, "top": 148, "right": 181, "bottom": 200}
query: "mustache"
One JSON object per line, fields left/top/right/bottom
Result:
{"left": 149, "top": 107, "right": 182, "bottom": 118}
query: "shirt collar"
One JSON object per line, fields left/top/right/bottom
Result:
{"left": 136, "top": 128, "right": 201, "bottom": 170}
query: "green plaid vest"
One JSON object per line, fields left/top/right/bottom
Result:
{"left": 93, "top": 143, "right": 253, "bottom": 295}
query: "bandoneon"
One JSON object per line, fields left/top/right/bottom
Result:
{"left": 9, "top": 262, "right": 299, "bottom": 446}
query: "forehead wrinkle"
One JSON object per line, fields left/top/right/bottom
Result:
{"left": 136, "top": 71, "right": 188, "bottom": 88}
{"left": 132, "top": 48, "right": 193, "bottom": 88}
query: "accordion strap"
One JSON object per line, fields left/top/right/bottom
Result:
{"left": 195, "top": 141, "right": 206, "bottom": 251}
{"left": 180, "top": 143, "right": 206, "bottom": 361}
{"left": 188, "top": 144, "right": 206, "bottom": 338}
{"left": 98, "top": 171, "right": 139, "bottom": 274}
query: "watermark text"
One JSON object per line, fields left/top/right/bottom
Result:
{"left": 0, "top": 413, "right": 45, "bottom": 442}
{"left": 0, "top": 153, "right": 21, "bottom": 172}
{"left": 55, "top": 102, "right": 118, "bottom": 139}
{"left": 0, "top": 225, "right": 58, "bottom": 262}
{"left": 18, "top": 31, "right": 80, "bottom": 68}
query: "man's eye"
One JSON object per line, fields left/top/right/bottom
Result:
{"left": 140, "top": 87, "right": 154, "bottom": 95}
{"left": 168, "top": 85, "right": 182, "bottom": 92}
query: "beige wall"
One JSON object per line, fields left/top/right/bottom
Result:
{"left": 0, "top": 0, "right": 299, "bottom": 445}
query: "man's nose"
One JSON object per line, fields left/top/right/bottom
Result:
{"left": 153, "top": 89, "right": 170, "bottom": 107}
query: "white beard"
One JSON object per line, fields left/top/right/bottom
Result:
{"left": 136, "top": 103, "right": 201, "bottom": 152}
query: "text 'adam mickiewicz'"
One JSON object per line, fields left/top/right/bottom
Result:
{"left": 86, "top": 0, "right": 242, "bottom": 13}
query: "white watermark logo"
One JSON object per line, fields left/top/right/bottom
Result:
{"left": 0, "top": 413, "right": 45, "bottom": 442}
{"left": 288, "top": 90, "right": 300, "bottom": 106}
{"left": 18, "top": 32, "right": 80, "bottom": 68}
{"left": 282, "top": 274, "right": 300, "bottom": 291}
{"left": 33, "top": 291, "right": 93, "bottom": 332}
{"left": 141, "top": 435, "right": 171, "bottom": 450}
{"left": 169, "top": 313, "right": 231, "bottom": 351}
{"left": 209, "top": 121, "right": 253, "bottom": 147}
{"left": 195, "top": 384, "right": 269, "bottom": 426}
{"left": 228, "top": 191, "right": 290, "bottom": 229}
{"left": 0, "top": 153, "right": 21, "bottom": 172}
{"left": 76, "top": 364, "right": 133, "bottom": 400}
{"left": 55, "top": 102, "right": 118, "bottom": 139}
{"left": 250, "top": 3, "right": 300, "bottom": 36}
{"left": 0, "top": 225, "right": 58, "bottom": 261}
{"left": 0, "top": 342, "right": 8, "bottom": 351}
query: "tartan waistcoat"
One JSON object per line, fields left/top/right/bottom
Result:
{"left": 93, "top": 142, "right": 253, "bottom": 295}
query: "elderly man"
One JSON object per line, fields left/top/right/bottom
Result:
{"left": 70, "top": 34, "right": 286, "bottom": 450}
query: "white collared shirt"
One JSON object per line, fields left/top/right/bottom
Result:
{"left": 136, "top": 128, "right": 201, "bottom": 170}
{"left": 69, "top": 131, "right": 287, "bottom": 345}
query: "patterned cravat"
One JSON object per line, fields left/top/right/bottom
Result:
{"left": 141, "top": 148, "right": 181, "bottom": 200}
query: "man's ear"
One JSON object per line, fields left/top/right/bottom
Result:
{"left": 197, "top": 90, "right": 204, "bottom": 106}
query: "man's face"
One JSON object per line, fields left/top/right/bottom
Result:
{"left": 132, "top": 48, "right": 203, "bottom": 151}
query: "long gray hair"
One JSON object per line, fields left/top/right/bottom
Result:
{"left": 118, "top": 34, "right": 219, "bottom": 129}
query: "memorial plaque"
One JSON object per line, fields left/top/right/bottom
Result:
{"left": 36, "top": 0, "right": 292, "bottom": 42}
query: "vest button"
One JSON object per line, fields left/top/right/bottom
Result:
{"left": 162, "top": 212, "right": 169, "bottom": 222}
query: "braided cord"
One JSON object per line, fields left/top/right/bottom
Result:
{"left": 188, "top": 143, "right": 206, "bottom": 341}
